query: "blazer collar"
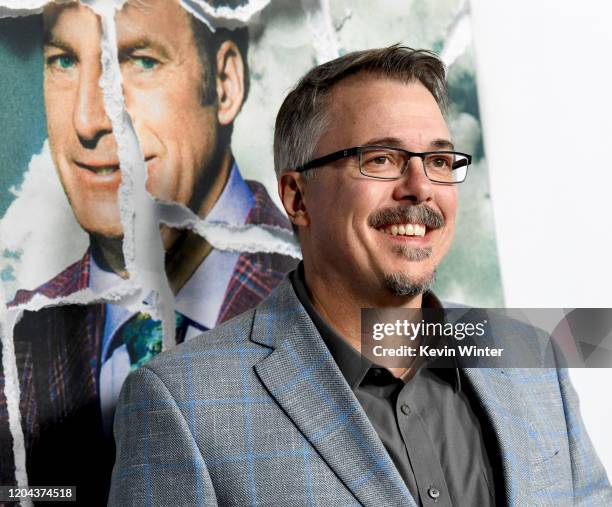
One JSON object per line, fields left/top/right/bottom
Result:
{"left": 251, "top": 280, "right": 416, "bottom": 507}
{"left": 461, "top": 367, "right": 534, "bottom": 505}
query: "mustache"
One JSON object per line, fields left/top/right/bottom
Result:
{"left": 368, "top": 205, "right": 444, "bottom": 230}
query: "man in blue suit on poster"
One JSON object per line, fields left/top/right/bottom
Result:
{"left": 111, "top": 46, "right": 612, "bottom": 506}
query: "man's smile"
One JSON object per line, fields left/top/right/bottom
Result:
{"left": 373, "top": 222, "right": 435, "bottom": 251}
{"left": 367, "top": 204, "right": 444, "bottom": 248}
{"left": 75, "top": 160, "right": 120, "bottom": 175}
{"left": 377, "top": 223, "right": 427, "bottom": 237}
{"left": 73, "top": 154, "right": 158, "bottom": 176}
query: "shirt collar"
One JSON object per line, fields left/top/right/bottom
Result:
{"left": 90, "top": 162, "right": 254, "bottom": 331}
{"left": 89, "top": 251, "right": 124, "bottom": 294}
{"left": 205, "top": 160, "right": 255, "bottom": 226}
{"left": 289, "top": 262, "right": 461, "bottom": 391}
{"left": 174, "top": 162, "right": 254, "bottom": 328}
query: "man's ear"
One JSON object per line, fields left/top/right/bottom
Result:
{"left": 279, "top": 172, "right": 309, "bottom": 228}
{"left": 215, "top": 40, "right": 245, "bottom": 126}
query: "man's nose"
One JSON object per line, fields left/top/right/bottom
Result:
{"left": 392, "top": 156, "right": 434, "bottom": 203}
{"left": 73, "top": 66, "right": 113, "bottom": 148}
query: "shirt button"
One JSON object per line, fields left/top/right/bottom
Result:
{"left": 400, "top": 403, "right": 411, "bottom": 415}
{"left": 428, "top": 487, "right": 440, "bottom": 500}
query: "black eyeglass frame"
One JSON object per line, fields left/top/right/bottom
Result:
{"left": 295, "top": 145, "right": 472, "bottom": 183}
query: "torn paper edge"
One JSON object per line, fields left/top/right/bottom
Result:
{"left": 0, "top": 0, "right": 271, "bottom": 26}
{"left": 441, "top": 0, "right": 472, "bottom": 69}
{"left": 180, "top": 0, "right": 271, "bottom": 31}
{"left": 8, "top": 280, "right": 141, "bottom": 313}
{"left": 0, "top": 296, "right": 31, "bottom": 505}
{"left": 0, "top": 0, "right": 70, "bottom": 18}
{"left": 157, "top": 201, "right": 301, "bottom": 259}
{"left": 178, "top": 222, "right": 300, "bottom": 259}
{"left": 300, "top": 0, "right": 340, "bottom": 64}
{"left": 91, "top": 2, "right": 177, "bottom": 350}
{"left": 90, "top": 1, "right": 137, "bottom": 282}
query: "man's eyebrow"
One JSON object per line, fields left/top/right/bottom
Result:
{"left": 362, "top": 137, "right": 405, "bottom": 148}
{"left": 429, "top": 138, "right": 455, "bottom": 150}
{"left": 117, "top": 36, "right": 170, "bottom": 60}
{"left": 362, "top": 137, "right": 456, "bottom": 151}
{"left": 43, "top": 33, "right": 74, "bottom": 53}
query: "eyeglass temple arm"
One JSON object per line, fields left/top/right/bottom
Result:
{"left": 295, "top": 147, "right": 360, "bottom": 172}
{"left": 452, "top": 157, "right": 470, "bottom": 170}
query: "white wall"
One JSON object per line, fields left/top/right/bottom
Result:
{"left": 470, "top": 0, "right": 612, "bottom": 476}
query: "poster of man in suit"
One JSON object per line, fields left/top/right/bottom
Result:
{"left": 0, "top": 0, "right": 500, "bottom": 503}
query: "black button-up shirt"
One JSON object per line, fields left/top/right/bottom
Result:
{"left": 290, "top": 265, "right": 505, "bottom": 506}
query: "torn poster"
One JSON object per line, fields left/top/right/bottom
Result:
{"left": 0, "top": 0, "right": 500, "bottom": 502}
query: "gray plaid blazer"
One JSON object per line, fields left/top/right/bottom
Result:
{"left": 110, "top": 280, "right": 611, "bottom": 506}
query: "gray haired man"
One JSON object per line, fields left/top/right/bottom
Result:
{"left": 110, "top": 46, "right": 611, "bottom": 506}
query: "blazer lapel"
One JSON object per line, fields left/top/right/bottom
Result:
{"left": 462, "top": 367, "right": 534, "bottom": 506}
{"left": 252, "top": 282, "right": 416, "bottom": 507}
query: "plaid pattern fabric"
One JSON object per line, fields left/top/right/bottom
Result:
{"left": 217, "top": 181, "right": 297, "bottom": 323}
{"left": 110, "top": 279, "right": 612, "bottom": 506}
{"left": 9, "top": 250, "right": 91, "bottom": 307}
{"left": 0, "top": 303, "right": 112, "bottom": 504}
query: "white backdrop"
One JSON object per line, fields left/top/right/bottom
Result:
{"left": 470, "top": 0, "right": 612, "bottom": 476}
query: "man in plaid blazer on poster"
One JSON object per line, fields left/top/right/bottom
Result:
{"left": 0, "top": 1, "right": 296, "bottom": 504}
{"left": 1, "top": 175, "right": 295, "bottom": 497}
{"left": 111, "top": 46, "right": 612, "bottom": 506}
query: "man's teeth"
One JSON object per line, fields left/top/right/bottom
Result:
{"left": 90, "top": 167, "right": 118, "bottom": 175}
{"left": 383, "top": 224, "right": 426, "bottom": 237}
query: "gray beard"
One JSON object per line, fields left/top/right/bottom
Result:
{"left": 391, "top": 244, "right": 432, "bottom": 261}
{"left": 383, "top": 245, "right": 435, "bottom": 297}
{"left": 383, "top": 270, "right": 435, "bottom": 297}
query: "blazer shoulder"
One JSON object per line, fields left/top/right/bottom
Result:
{"left": 144, "top": 307, "right": 267, "bottom": 375}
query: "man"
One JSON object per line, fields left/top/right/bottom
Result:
{"left": 0, "top": 0, "right": 295, "bottom": 502}
{"left": 14, "top": 0, "right": 294, "bottom": 319}
{"left": 110, "top": 45, "right": 611, "bottom": 506}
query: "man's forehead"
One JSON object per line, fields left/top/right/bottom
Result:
{"left": 42, "top": 2, "right": 86, "bottom": 31}
{"left": 330, "top": 74, "right": 442, "bottom": 112}
{"left": 323, "top": 75, "right": 450, "bottom": 150}
{"left": 42, "top": 0, "right": 190, "bottom": 35}
{"left": 42, "top": 2, "right": 100, "bottom": 46}
{"left": 116, "top": 0, "right": 192, "bottom": 44}
{"left": 118, "top": 0, "right": 187, "bottom": 24}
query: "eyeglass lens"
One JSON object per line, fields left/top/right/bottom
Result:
{"left": 360, "top": 147, "right": 469, "bottom": 183}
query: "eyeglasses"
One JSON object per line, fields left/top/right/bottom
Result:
{"left": 295, "top": 145, "right": 472, "bottom": 184}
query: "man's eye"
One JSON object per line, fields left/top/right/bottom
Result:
{"left": 47, "top": 54, "right": 77, "bottom": 70}
{"left": 132, "top": 56, "right": 160, "bottom": 71}
{"left": 371, "top": 156, "right": 391, "bottom": 165}
{"left": 431, "top": 157, "right": 451, "bottom": 168}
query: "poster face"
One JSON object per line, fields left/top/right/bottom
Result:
{"left": 0, "top": 0, "right": 501, "bottom": 500}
